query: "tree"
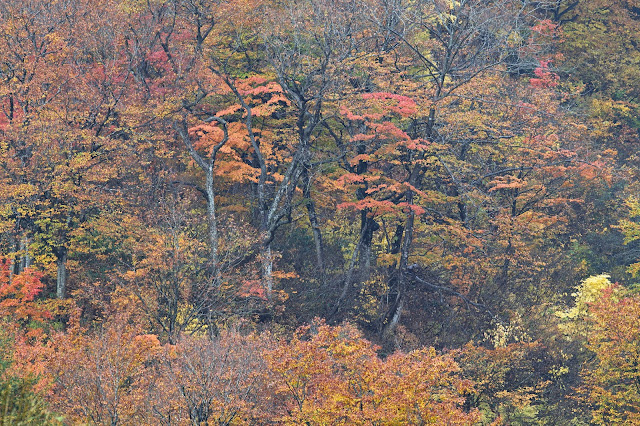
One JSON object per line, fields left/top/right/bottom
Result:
{"left": 0, "top": 0, "right": 135, "bottom": 298}
{"left": 154, "top": 330, "right": 273, "bottom": 425}
{"left": 617, "top": 197, "right": 640, "bottom": 278}
{"left": 46, "top": 297, "right": 162, "bottom": 425}
{"left": 266, "top": 320, "right": 479, "bottom": 424}
{"left": 563, "top": 277, "right": 640, "bottom": 424}
{"left": 0, "top": 256, "right": 60, "bottom": 424}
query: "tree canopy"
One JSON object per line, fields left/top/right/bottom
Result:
{"left": 1, "top": 0, "right": 639, "bottom": 423}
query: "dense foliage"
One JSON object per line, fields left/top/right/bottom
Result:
{"left": 1, "top": 0, "right": 639, "bottom": 423}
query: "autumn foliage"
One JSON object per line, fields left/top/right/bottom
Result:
{"left": 577, "top": 284, "right": 640, "bottom": 424}
{"left": 39, "top": 311, "right": 476, "bottom": 424}
{"left": 0, "top": 0, "right": 638, "bottom": 423}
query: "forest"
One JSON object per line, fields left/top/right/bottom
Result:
{"left": 1, "top": 0, "right": 640, "bottom": 424}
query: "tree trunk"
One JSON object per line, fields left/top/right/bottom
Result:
{"left": 56, "top": 247, "right": 68, "bottom": 299}
{"left": 10, "top": 239, "right": 18, "bottom": 281}
{"left": 262, "top": 243, "right": 274, "bottom": 300}
{"left": 331, "top": 212, "right": 378, "bottom": 317}
{"left": 382, "top": 296, "right": 404, "bottom": 340}
{"left": 175, "top": 118, "right": 227, "bottom": 286}
{"left": 302, "top": 168, "right": 325, "bottom": 275}
{"left": 19, "top": 236, "right": 31, "bottom": 271}
{"left": 205, "top": 166, "right": 219, "bottom": 281}
{"left": 382, "top": 186, "right": 417, "bottom": 338}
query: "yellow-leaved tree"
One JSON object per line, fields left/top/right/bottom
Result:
{"left": 559, "top": 272, "right": 640, "bottom": 424}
